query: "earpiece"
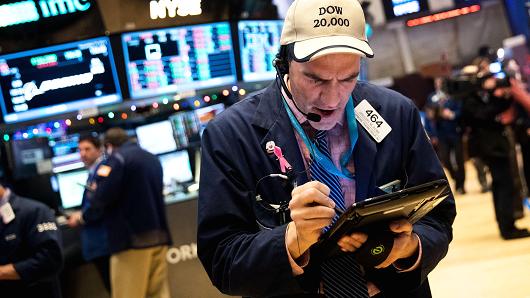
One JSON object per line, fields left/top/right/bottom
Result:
{"left": 274, "top": 46, "right": 321, "bottom": 123}
{"left": 273, "top": 46, "right": 289, "bottom": 75}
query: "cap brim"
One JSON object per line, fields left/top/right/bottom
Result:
{"left": 293, "top": 35, "right": 374, "bottom": 62}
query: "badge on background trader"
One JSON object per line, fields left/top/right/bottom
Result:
{"left": 354, "top": 99, "right": 392, "bottom": 143}
{"left": 0, "top": 202, "right": 15, "bottom": 224}
{"left": 97, "top": 165, "right": 112, "bottom": 177}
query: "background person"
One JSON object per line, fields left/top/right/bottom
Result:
{"left": 67, "top": 135, "right": 111, "bottom": 293}
{"left": 0, "top": 180, "right": 63, "bottom": 298}
{"left": 77, "top": 128, "right": 172, "bottom": 298}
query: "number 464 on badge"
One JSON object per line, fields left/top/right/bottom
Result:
{"left": 354, "top": 99, "right": 392, "bottom": 143}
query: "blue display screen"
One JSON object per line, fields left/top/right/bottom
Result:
{"left": 238, "top": 20, "right": 283, "bottom": 82}
{"left": 0, "top": 37, "right": 122, "bottom": 123}
{"left": 383, "top": 0, "right": 429, "bottom": 20}
{"left": 121, "top": 22, "right": 237, "bottom": 99}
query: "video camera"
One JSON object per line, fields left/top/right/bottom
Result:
{"left": 443, "top": 62, "right": 512, "bottom": 99}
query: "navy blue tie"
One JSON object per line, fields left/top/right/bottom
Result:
{"left": 309, "top": 130, "right": 369, "bottom": 298}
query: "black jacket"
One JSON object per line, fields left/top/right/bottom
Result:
{"left": 83, "top": 142, "right": 171, "bottom": 253}
{"left": 198, "top": 81, "right": 456, "bottom": 297}
{"left": 462, "top": 92, "right": 511, "bottom": 158}
{"left": 0, "top": 193, "right": 63, "bottom": 298}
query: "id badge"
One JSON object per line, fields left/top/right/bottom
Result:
{"left": 354, "top": 99, "right": 392, "bottom": 143}
{"left": 0, "top": 203, "right": 15, "bottom": 224}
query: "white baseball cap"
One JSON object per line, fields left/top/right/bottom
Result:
{"left": 280, "top": 0, "right": 374, "bottom": 61}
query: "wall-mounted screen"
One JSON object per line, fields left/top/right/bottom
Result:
{"left": 0, "top": 37, "right": 122, "bottom": 123}
{"left": 382, "top": 0, "right": 429, "bottom": 20}
{"left": 238, "top": 20, "right": 283, "bottom": 82}
{"left": 135, "top": 120, "right": 177, "bottom": 155}
{"left": 122, "top": 22, "right": 237, "bottom": 99}
{"left": 453, "top": 0, "right": 480, "bottom": 7}
{"left": 56, "top": 168, "right": 89, "bottom": 209}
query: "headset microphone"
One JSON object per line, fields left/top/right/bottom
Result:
{"left": 273, "top": 56, "right": 321, "bottom": 123}
{"left": 300, "top": 108, "right": 322, "bottom": 123}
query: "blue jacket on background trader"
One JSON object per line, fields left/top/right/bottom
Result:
{"left": 81, "top": 128, "right": 171, "bottom": 298}
{"left": 198, "top": 0, "right": 456, "bottom": 297}
{"left": 0, "top": 182, "right": 63, "bottom": 298}
{"left": 67, "top": 135, "right": 111, "bottom": 292}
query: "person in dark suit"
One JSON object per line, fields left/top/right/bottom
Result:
{"left": 0, "top": 181, "right": 63, "bottom": 298}
{"left": 197, "top": 0, "right": 456, "bottom": 297}
{"left": 67, "top": 135, "right": 111, "bottom": 292}
{"left": 426, "top": 78, "right": 466, "bottom": 194}
{"left": 77, "top": 128, "right": 172, "bottom": 298}
{"left": 462, "top": 75, "right": 530, "bottom": 240}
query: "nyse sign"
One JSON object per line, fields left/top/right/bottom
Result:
{"left": 0, "top": 0, "right": 91, "bottom": 28}
{"left": 150, "top": 0, "right": 202, "bottom": 20}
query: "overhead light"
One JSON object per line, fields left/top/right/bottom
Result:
{"left": 406, "top": 5, "right": 481, "bottom": 27}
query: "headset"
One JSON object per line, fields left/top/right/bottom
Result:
{"left": 273, "top": 45, "right": 321, "bottom": 122}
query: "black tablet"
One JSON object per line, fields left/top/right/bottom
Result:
{"left": 315, "top": 179, "right": 451, "bottom": 253}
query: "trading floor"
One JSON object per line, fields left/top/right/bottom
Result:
{"left": 430, "top": 163, "right": 530, "bottom": 298}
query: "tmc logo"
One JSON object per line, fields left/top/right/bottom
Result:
{"left": 0, "top": 0, "right": 91, "bottom": 28}
{"left": 371, "top": 245, "right": 385, "bottom": 256}
{"left": 40, "top": 0, "right": 91, "bottom": 18}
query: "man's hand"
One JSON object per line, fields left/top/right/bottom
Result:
{"left": 510, "top": 78, "right": 530, "bottom": 114}
{"left": 67, "top": 211, "right": 83, "bottom": 228}
{"left": 375, "top": 219, "right": 419, "bottom": 269}
{"left": 441, "top": 108, "right": 455, "bottom": 120}
{"left": 0, "top": 264, "right": 20, "bottom": 280}
{"left": 498, "top": 105, "right": 516, "bottom": 125}
{"left": 286, "top": 181, "right": 336, "bottom": 259}
{"left": 337, "top": 232, "right": 368, "bottom": 253}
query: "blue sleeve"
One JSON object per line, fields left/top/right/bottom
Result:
{"left": 452, "top": 98, "right": 462, "bottom": 119}
{"left": 13, "top": 205, "right": 63, "bottom": 282}
{"left": 82, "top": 154, "right": 125, "bottom": 223}
{"left": 197, "top": 122, "right": 304, "bottom": 297}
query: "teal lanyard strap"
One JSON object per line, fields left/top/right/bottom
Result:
{"left": 281, "top": 94, "right": 358, "bottom": 179}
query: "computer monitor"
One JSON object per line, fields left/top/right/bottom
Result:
{"left": 169, "top": 111, "right": 201, "bottom": 150}
{"left": 121, "top": 22, "right": 237, "bottom": 99}
{"left": 56, "top": 169, "right": 89, "bottom": 210}
{"left": 49, "top": 134, "right": 85, "bottom": 173}
{"left": 238, "top": 20, "right": 283, "bottom": 82}
{"left": 0, "top": 37, "right": 122, "bottom": 123}
{"left": 195, "top": 103, "right": 225, "bottom": 135}
{"left": 135, "top": 120, "right": 178, "bottom": 155}
{"left": 158, "top": 150, "right": 193, "bottom": 195}
{"left": 8, "top": 137, "right": 53, "bottom": 179}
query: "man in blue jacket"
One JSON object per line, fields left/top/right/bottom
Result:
{"left": 0, "top": 180, "right": 63, "bottom": 298}
{"left": 68, "top": 135, "right": 110, "bottom": 292}
{"left": 198, "top": 0, "right": 456, "bottom": 297}
{"left": 80, "top": 128, "right": 171, "bottom": 298}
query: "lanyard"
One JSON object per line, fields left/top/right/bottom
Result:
{"left": 281, "top": 94, "right": 358, "bottom": 179}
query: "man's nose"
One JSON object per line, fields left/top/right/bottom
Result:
{"left": 320, "top": 81, "right": 343, "bottom": 108}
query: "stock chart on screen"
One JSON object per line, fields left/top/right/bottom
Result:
{"left": 122, "top": 22, "right": 237, "bottom": 99}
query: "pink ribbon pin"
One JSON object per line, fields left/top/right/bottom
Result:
{"left": 273, "top": 146, "right": 292, "bottom": 174}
